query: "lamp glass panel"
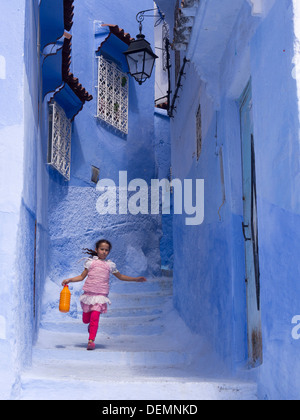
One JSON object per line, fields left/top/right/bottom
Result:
{"left": 127, "top": 51, "right": 145, "bottom": 75}
{"left": 143, "top": 51, "right": 155, "bottom": 77}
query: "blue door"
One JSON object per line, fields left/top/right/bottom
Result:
{"left": 240, "top": 81, "right": 262, "bottom": 367}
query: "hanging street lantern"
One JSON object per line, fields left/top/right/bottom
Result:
{"left": 123, "top": 33, "right": 158, "bottom": 85}
{"left": 123, "top": 9, "right": 159, "bottom": 85}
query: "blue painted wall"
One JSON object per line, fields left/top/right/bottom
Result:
{"left": 0, "top": 0, "right": 27, "bottom": 396}
{"left": 170, "top": 62, "right": 245, "bottom": 368}
{"left": 0, "top": 0, "right": 50, "bottom": 398}
{"left": 160, "top": 0, "right": 300, "bottom": 399}
{"left": 250, "top": 0, "right": 300, "bottom": 400}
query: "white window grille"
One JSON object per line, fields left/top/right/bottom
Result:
{"left": 48, "top": 102, "right": 72, "bottom": 180}
{"left": 97, "top": 56, "right": 129, "bottom": 135}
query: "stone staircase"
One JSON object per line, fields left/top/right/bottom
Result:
{"left": 19, "top": 277, "right": 257, "bottom": 400}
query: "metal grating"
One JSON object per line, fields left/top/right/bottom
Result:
{"left": 48, "top": 102, "right": 72, "bottom": 180}
{"left": 97, "top": 56, "right": 129, "bottom": 135}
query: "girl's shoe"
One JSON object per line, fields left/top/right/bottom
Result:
{"left": 87, "top": 341, "right": 95, "bottom": 351}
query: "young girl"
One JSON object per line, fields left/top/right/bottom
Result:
{"left": 62, "top": 239, "right": 146, "bottom": 350}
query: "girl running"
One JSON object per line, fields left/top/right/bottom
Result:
{"left": 62, "top": 239, "right": 147, "bottom": 350}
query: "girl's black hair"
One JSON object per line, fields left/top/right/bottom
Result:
{"left": 83, "top": 239, "right": 112, "bottom": 257}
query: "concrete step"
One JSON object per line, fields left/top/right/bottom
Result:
{"left": 19, "top": 279, "right": 258, "bottom": 401}
{"left": 42, "top": 292, "right": 170, "bottom": 325}
{"left": 45, "top": 305, "right": 164, "bottom": 322}
{"left": 41, "top": 312, "right": 165, "bottom": 336}
{"left": 32, "top": 328, "right": 192, "bottom": 366}
{"left": 110, "top": 277, "right": 173, "bottom": 294}
{"left": 20, "top": 370, "right": 258, "bottom": 400}
{"left": 32, "top": 347, "right": 190, "bottom": 367}
{"left": 107, "top": 306, "right": 163, "bottom": 318}
{"left": 21, "top": 327, "right": 257, "bottom": 400}
{"left": 108, "top": 290, "right": 172, "bottom": 309}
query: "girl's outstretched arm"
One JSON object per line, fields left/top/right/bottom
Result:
{"left": 62, "top": 269, "right": 88, "bottom": 286}
{"left": 113, "top": 272, "right": 147, "bottom": 283}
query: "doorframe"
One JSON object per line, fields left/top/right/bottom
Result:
{"left": 239, "top": 79, "right": 263, "bottom": 368}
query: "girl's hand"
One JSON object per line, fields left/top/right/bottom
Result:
{"left": 62, "top": 279, "right": 70, "bottom": 286}
{"left": 135, "top": 277, "right": 147, "bottom": 283}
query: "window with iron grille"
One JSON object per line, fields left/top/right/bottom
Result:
{"left": 48, "top": 101, "right": 72, "bottom": 180}
{"left": 97, "top": 56, "right": 129, "bottom": 135}
{"left": 196, "top": 104, "right": 202, "bottom": 160}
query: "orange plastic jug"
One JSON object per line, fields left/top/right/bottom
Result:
{"left": 59, "top": 285, "right": 71, "bottom": 313}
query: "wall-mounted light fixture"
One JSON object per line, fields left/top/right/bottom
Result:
{"left": 123, "top": 9, "right": 161, "bottom": 85}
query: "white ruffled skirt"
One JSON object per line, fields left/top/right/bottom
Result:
{"left": 80, "top": 293, "right": 111, "bottom": 314}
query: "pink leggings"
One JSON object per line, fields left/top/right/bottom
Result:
{"left": 82, "top": 311, "right": 101, "bottom": 341}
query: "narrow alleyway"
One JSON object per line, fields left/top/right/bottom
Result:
{"left": 19, "top": 276, "right": 257, "bottom": 400}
